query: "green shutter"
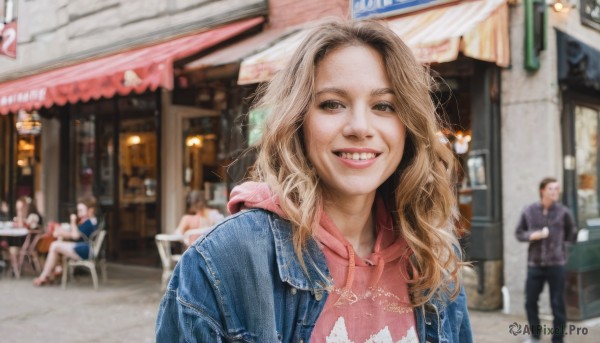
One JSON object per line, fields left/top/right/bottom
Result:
{"left": 524, "top": 0, "right": 547, "bottom": 71}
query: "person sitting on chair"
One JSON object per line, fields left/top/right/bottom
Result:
{"left": 14, "top": 196, "right": 43, "bottom": 231}
{"left": 0, "top": 199, "right": 10, "bottom": 222}
{"left": 33, "top": 196, "right": 98, "bottom": 286}
{"left": 175, "top": 190, "right": 224, "bottom": 245}
{"left": 5, "top": 197, "right": 43, "bottom": 276}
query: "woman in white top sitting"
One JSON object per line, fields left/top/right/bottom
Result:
{"left": 175, "top": 190, "right": 224, "bottom": 245}
{"left": 14, "top": 196, "right": 42, "bottom": 230}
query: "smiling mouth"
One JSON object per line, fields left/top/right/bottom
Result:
{"left": 335, "top": 152, "right": 379, "bottom": 161}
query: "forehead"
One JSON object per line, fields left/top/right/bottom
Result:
{"left": 544, "top": 182, "right": 560, "bottom": 189}
{"left": 317, "top": 43, "right": 383, "bottom": 66}
{"left": 314, "top": 44, "right": 389, "bottom": 85}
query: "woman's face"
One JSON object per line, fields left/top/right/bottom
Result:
{"left": 77, "top": 203, "right": 89, "bottom": 218}
{"left": 303, "top": 45, "right": 406, "bottom": 202}
{"left": 15, "top": 200, "right": 24, "bottom": 212}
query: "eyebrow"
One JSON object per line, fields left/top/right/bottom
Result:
{"left": 315, "top": 87, "right": 395, "bottom": 97}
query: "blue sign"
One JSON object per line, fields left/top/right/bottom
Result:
{"left": 351, "top": 0, "right": 454, "bottom": 19}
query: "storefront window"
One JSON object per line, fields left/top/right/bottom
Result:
{"left": 73, "top": 115, "right": 96, "bottom": 200}
{"left": 0, "top": 114, "right": 11, "bottom": 202}
{"left": 183, "top": 116, "right": 226, "bottom": 213}
{"left": 119, "top": 119, "right": 157, "bottom": 202}
{"left": 575, "top": 105, "right": 600, "bottom": 225}
{"left": 98, "top": 119, "right": 115, "bottom": 206}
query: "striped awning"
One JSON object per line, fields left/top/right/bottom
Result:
{"left": 387, "top": 0, "right": 509, "bottom": 66}
{"left": 237, "top": 29, "right": 311, "bottom": 85}
{"left": 238, "top": 0, "right": 509, "bottom": 84}
{"left": 0, "top": 17, "right": 264, "bottom": 115}
{"left": 184, "top": 28, "right": 290, "bottom": 72}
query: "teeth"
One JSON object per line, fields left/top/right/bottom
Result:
{"left": 337, "top": 152, "right": 377, "bottom": 160}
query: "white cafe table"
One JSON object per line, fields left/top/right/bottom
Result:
{"left": 0, "top": 225, "right": 29, "bottom": 278}
{"left": 155, "top": 233, "right": 184, "bottom": 291}
{"left": 0, "top": 227, "right": 28, "bottom": 237}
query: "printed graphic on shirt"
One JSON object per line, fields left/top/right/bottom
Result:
{"left": 326, "top": 317, "right": 418, "bottom": 343}
{"left": 333, "top": 285, "right": 413, "bottom": 314}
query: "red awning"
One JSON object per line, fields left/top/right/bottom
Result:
{"left": 0, "top": 17, "right": 264, "bottom": 115}
{"left": 238, "top": 0, "right": 509, "bottom": 85}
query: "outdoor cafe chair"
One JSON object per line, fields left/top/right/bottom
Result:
{"left": 61, "top": 221, "right": 107, "bottom": 290}
{"left": 17, "top": 228, "right": 43, "bottom": 276}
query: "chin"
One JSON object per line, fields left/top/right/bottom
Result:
{"left": 331, "top": 183, "right": 381, "bottom": 198}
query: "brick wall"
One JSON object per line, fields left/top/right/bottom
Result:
{"left": 268, "top": 0, "right": 349, "bottom": 28}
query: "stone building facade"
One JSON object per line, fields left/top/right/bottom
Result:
{"left": 502, "top": 1, "right": 600, "bottom": 315}
{"left": 0, "top": 0, "right": 265, "bottom": 78}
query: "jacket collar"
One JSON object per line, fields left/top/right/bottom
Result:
{"left": 268, "top": 213, "right": 333, "bottom": 292}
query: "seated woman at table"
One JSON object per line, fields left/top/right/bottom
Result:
{"left": 33, "top": 196, "right": 98, "bottom": 286}
{"left": 5, "top": 197, "right": 43, "bottom": 268}
{"left": 14, "top": 196, "right": 42, "bottom": 231}
{"left": 175, "top": 190, "right": 224, "bottom": 245}
{"left": 0, "top": 199, "right": 9, "bottom": 222}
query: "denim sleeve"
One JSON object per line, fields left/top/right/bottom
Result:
{"left": 443, "top": 284, "right": 473, "bottom": 343}
{"left": 155, "top": 248, "right": 226, "bottom": 342}
{"left": 156, "top": 290, "right": 225, "bottom": 343}
{"left": 456, "top": 285, "right": 473, "bottom": 343}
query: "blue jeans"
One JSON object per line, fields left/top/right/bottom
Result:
{"left": 525, "top": 265, "right": 566, "bottom": 343}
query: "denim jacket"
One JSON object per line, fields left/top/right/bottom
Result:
{"left": 156, "top": 209, "right": 473, "bottom": 342}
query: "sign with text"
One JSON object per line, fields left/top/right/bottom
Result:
{"left": 351, "top": 0, "right": 456, "bottom": 19}
{"left": 0, "top": 20, "right": 17, "bottom": 58}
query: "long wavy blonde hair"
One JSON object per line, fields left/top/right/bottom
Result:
{"left": 251, "top": 19, "right": 462, "bottom": 306}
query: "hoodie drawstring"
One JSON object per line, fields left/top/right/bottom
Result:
{"left": 344, "top": 246, "right": 387, "bottom": 291}
{"left": 343, "top": 245, "right": 356, "bottom": 291}
{"left": 368, "top": 255, "right": 385, "bottom": 289}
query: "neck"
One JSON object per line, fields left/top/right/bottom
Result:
{"left": 541, "top": 199, "right": 554, "bottom": 210}
{"left": 323, "top": 192, "right": 376, "bottom": 258}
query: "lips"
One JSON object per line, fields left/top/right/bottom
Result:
{"left": 333, "top": 148, "right": 381, "bottom": 160}
{"left": 332, "top": 149, "right": 382, "bottom": 169}
{"left": 336, "top": 152, "right": 377, "bottom": 160}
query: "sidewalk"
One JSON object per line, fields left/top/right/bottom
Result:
{"left": 470, "top": 308, "right": 600, "bottom": 343}
{"left": 0, "top": 264, "right": 163, "bottom": 343}
{"left": 1, "top": 264, "right": 598, "bottom": 342}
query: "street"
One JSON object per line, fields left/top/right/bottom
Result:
{"left": 1, "top": 263, "right": 598, "bottom": 342}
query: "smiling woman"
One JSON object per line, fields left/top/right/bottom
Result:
{"left": 157, "top": 19, "right": 472, "bottom": 343}
{"left": 303, "top": 45, "right": 406, "bottom": 208}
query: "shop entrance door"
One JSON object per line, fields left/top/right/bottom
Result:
{"left": 69, "top": 95, "right": 160, "bottom": 266}
{"left": 116, "top": 114, "right": 159, "bottom": 265}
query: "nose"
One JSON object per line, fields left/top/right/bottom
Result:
{"left": 343, "top": 105, "right": 373, "bottom": 139}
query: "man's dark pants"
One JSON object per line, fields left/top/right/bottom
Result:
{"left": 525, "top": 265, "right": 567, "bottom": 343}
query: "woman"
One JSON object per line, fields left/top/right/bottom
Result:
{"left": 174, "top": 190, "right": 224, "bottom": 246}
{"left": 0, "top": 199, "right": 9, "bottom": 222}
{"left": 7, "top": 197, "right": 42, "bottom": 270}
{"left": 33, "top": 196, "right": 98, "bottom": 286}
{"left": 156, "top": 20, "right": 471, "bottom": 342}
{"left": 14, "top": 196, "right": 42, "bottom": 230}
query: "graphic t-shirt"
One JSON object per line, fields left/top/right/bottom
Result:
{"left": 310, "top": 211, "right": 417, "bottom": 343}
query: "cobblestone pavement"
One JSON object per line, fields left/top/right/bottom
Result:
{"left": 1, "top": 264, "right": 598, "bottom": 342}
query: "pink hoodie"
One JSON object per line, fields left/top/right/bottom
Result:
{"left": 228, "top": 182, "right": 417, "bottom": 342}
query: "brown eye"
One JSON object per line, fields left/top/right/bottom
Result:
{"left": 319, "top": 100, "right": 344, "bottom": 111}
{"left": 373, "top": 102, "right": 395, "bottom": 112}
